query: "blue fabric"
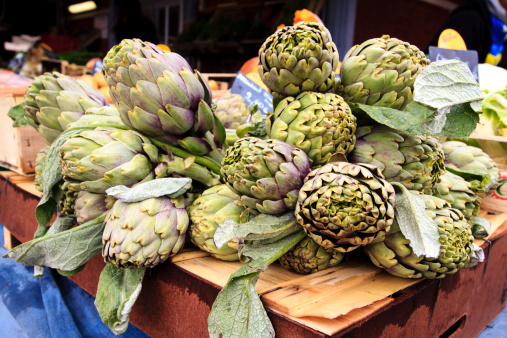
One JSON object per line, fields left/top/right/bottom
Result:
{"left": 0, "top": 224, "right": 149, "bottom": 338}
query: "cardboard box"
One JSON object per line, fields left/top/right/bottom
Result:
{"left": 0, "top": 94, "right": 46, "bottom": 174}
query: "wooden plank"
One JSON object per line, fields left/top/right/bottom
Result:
{"left": 469, "top": 133, "right": 507, "bottom": 143}
{"left": 3, "top": 227, "right": 20, "bottom": 250}
{"left": 170, "top": 248, "right": 211, "bottom": 263}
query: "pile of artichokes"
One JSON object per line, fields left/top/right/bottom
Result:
{"left": 13, "top": 19, "right": 497, "bottom": 337}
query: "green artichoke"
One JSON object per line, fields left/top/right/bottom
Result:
{"left": 296, "top": 162, "right": 396, "bottom": 253}
{"left": 103, "top": 39, "right": 225, "bottom": 159}
{"left": 188, "top": 185, "right": 248, "bottom": 261}
{"left": 221, "top": 137, "right": 311, "bottom": 214}
{"left": 336, "top": 35, "right": 430, "bottom": 110}
{"left": 59, "top": 127, "right": 220, "bottom": 193}
{"left": 214, "top": 91, "right": 250, "bottom": 129}
{"left": 34, "top": 146, "right": 49, "bottom": 192}
{"left": 279, "top": 236, "right": 344, "bottom": 274}
{"left": 267, "top": 92, "right": 356, "bottom": 166}
{"left": 24, "top": 72, "right": 109, "bottom": 144}
{"left": 442, "top": 141, "right": 500, "bottom": 196}
{"left": 75, "top": 191, "right": 113, "bottom": 225}
{"left": 102, "top": 195, "right": 189, "bottom": 268}
{"left": 347, "top": 125, "right": 445, "bottom": 194}
{"left": 365, "top": 194, "right": 474, "bottom": 279}
{"left": 57, "top": 181, "right": 78, "bottom": 216}
{"left": 433, "top": 171, "right": 481, "bottom": 221}
{"left": 258, "top": 21, "right": 339, "bottom": 101}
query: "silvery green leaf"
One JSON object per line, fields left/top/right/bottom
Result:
{"left": 214, "top": 212, "right": 297, "bottom": 250}
{"left": 105, "top": 177, "right": 192, "bottom": 202}
{"left": 240, "top": 229, "right": 306, "bottom": 262}
{"left": 414, "top": 60, "right": 484, "bottom": 112}
{"left": 471, "top": 216, "right": 492, "bottom": 239}
{"left": 95, "top": 265, "right": 145, "bottom": 335}
{"left": 391, "top": 183, "right": 440, "bottom": 258}
{"left": 4, "top": 215, "right": 106, "bottom": 272}
{"left": 208, "top": 230, "right": 305, "bottom": 338}
{"left": 465, "top": 243, "right": 485, "bottom": 268}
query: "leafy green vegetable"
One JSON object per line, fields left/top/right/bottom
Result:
{"left": 95, "top": 265, "right": 145, "bottom": 335}
{"left": 391, "top": 183, "right": 440, "bottom": 258}
{"left": 208, "top": 230, "right": 305, "bottom": 338}
{"left": 4, "top": 215, "right": 106, "bottom": 272}
{"left": 7, "top": 102, "right": 28, "bottom": 127}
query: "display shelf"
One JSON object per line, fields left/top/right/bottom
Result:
{"left": 1, "top": 171, "right": 507, "bottom": 337}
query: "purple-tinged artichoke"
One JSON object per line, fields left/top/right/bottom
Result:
{"left": 221, "top": 137, "right": 311, "bottom": 214}
{"left": 102, "top": 196, "right": 189, "bottom": 268}
{"left": 75, "top": 192, "right": 114, "bottom": 225}
{"left": 102, "top": 39, "right": 225, "bottom": 158}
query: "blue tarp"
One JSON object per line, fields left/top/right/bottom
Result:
{"left": 0, "top": 224, "right": 149, "bottom": 338}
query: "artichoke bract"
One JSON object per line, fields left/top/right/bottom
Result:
{"left": 58, "top": 181, "right": 79, "bottom": 216}
{"left": 24, "top": 72, "right": 109, "bottom": 144}
{"left": 221, "top": 137, "right": 311, "bottom": 214}
{"left": 188, "top": 185, "right": 247, "bottom": 261}
{"left": 336, "top": 35, "right": 430, "bottom": 110}
{"left": 348, "top": 125, "right": 445, "bottom": 194}
{"left": 258, "top": 21, "right": 339, "bottom": 100}
{"left": 433, "top": 171, "right": 481, "bottom": 221}
{"left": 34, "top": 146, "right": 49, "bottom": 192}
{"left": 279, "top": 236, "right": 344, "bottom": 274}
{"left": 214, "top": 91, "right": 250, "bottom": 129}
{"left": 103, "top": 39, "right": 225, "bottom": 158}
{"left": 365, "top": 195, "right": 474, "bottom": 279}
{"left": 267, "top": 92, "right": 356, "bottom": 166}
{"left": 75, "top": 191, "right": 113, "bottom": 225}
{"left": 442, "top": 141, "right": 500, "bottom": 196}
{"left": 296, "top": 162, "right": 396, "bottom": 253}
{"left": 102, "top": 196, "right": 189, "bottom": 268}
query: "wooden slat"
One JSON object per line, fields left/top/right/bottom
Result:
{"left": 2, "top": 227, "right": 20, "bottom": 250}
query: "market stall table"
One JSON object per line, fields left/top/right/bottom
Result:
{"left": 1, "top": 171, "right": 506, "bottom": 337}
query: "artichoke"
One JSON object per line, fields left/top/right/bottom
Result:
{"left": 59, "top": 127, "right": 220, "bottom": 193}
{"left": 258, "top": 21, "right": 339, "bottom": 101}
{"left": 214, "top": 91, "right": 250, "bottom": 129}
{"left": 279, "top": 236, "right": 344, "bottom": 274}
{"left": 75, "top": 191, "right": 113, "bottom": 225}
{"left": 34, "top": 146, "right": 49, "bottom": 192}
{"left": 188, "top": 185, "right": 248, "bottom": 261}
{"left": 433, "top": 171, "right": 481, "bottom": 221}
{"left": 267, "top": 92, "right": 356, "bottom": 166}
{"left": 365, "top": 194, "right": 474, "bottom": 279}
{"left": 221, "top": 137, "right": 311, "bottom": 214}
{"left": 57, "top": 181, "right": 79, "bottom": 216}
{"left": 102, "top": 39, "right": 225, "bottom": 158}
{"left": 347, "top": 125, "right": 445, "bottom": 194}
{"left": 296, "top": 162, "right": 396, "bottom": 253}
{"left": 336, "top": 35, "right": 430, "bottom": 110}
{"left": 442, "top": 141, "right": 500, "bottom": 196}
{"left": 102, "top": 196, "right": 189, "bottom": 268}
{"left": 24, "top": 72, "right": 109, "bottom": 144}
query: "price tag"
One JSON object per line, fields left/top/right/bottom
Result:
{"left": 230, "top": 72, "right": 273, "bottom": 115}
{"left": 429, "top": 46, "right": 479, "bottom": 82}
{"left": 438, "top": 29, "right": 467, "bottom": 50}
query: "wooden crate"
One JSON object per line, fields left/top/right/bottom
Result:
{"left": 201, "top": 73, "right": 236, "bottom": 99}
{"left": 0, "top": 94, "right": 47, "bottom": 174}
{"left": 1, "top": 173, "right": 507, "bottom": 337}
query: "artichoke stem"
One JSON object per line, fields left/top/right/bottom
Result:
{"left": 158, "top": 155, "right": 221, "bottom": 187}
{"left": 152, "top": 139, "right": 223, "bottom": 176}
